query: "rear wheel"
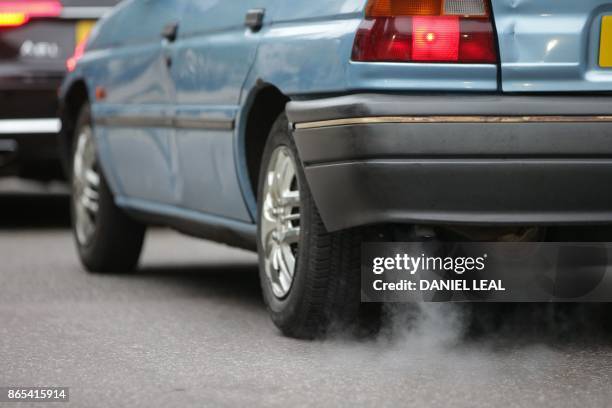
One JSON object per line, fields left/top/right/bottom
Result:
{"left": 257, "top": 113, "right": 371, "bottom": 339}
{"left": 71, "top": 103, "right": 145, "bottom": 273}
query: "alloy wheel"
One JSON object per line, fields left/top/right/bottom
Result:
{"left": 260, "top": 145, "right": 302, "bottom": 299}
{"left": 72, "top": 124, "right": 100, "bottom": 247}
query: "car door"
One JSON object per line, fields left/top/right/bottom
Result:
{"left": 166, "top": 0, "right": 276, "bottom": 222}
{"left": 92, "top": 0, "right": 183, "bottom": 205}
{"left": 491, "top": 0, "right": 612, "bottom": 92}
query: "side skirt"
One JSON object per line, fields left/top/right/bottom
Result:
{"left": 116, "top": 197, "right": 257, "bottom": 252}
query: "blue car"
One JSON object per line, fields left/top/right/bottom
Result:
{"left": 59, "top": 0, "right": 612, "bottom": 338}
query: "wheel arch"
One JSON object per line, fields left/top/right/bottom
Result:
{"left": 59, "top": 79, "right": 90, "bottom": 178}
{"left": 238, "top": 82, "right": 290, "bottom": 220}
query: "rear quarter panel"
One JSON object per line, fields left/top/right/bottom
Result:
{"left": 247, "top": 0, "right": 497, "bottom": 98}
{"left": 492, "top": 0, "right": 612, "bottom": 92}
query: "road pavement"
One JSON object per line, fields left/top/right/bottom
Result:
{"left": 1, "top": 193, "right": 612, "bottom": 407}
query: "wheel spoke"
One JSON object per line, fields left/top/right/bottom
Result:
{"left": 80, "top": 195, "right": 99, "bottom": 213}
{"left": 276, "top": 245, "right": 294, "bottom": 291}
{"left": 279, "top": 190, "right": 300, "bottom": 210}
{"left": 277, "top": 153, "right": 294, "bottom": 189}
{"left": 281, "top": 226, "right": 300, "bottom": 245}
{"left": 280, "top": 212, "right": 300, "bottom": 222}
{"left": 280, "top": 244, "right": 295, "bottom": 276}
{"left": 83, "top": 185, "right": 99, "bottom": 201}
{"left": 85, "top": 169, "right": 100, "bottom": 187}
{"left": 270, "top": 244, "right": 280, "bottom": 273}
{"left": 267, "top": 169, "right": 280, "bottom": 203}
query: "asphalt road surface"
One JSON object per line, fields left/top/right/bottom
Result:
{"left": 1, "top": 191, "right": 612, "bottom": 408}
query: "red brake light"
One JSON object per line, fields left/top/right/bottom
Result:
{"left": 67, "top": 34, "right": 89, "bottom": 72}
{"left": 0, "top": 1, "right": 62, "bottom": 28}
{"left": 352, "top": 0, "right": 497, "bottom": 64}
{"left": 412, "top": 16, "right": 459, "bottom": 61}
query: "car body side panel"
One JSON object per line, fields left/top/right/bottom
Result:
{"left": 84, "top": 0, "right": 183, "bottom": 205}
{"left": 166, "top": 0, "right": 278, "bottom": 222}
{"left": 64, "top": 0, "right": 499, "bottom": 232}
{"left": 491, "top": 0, "right": 612, "bottom": 92}
{"left": 88, "top": 47, "right": 178, "bottom": 204}
{"left": 87, "top": 0, "right": 182, "bottom": 50}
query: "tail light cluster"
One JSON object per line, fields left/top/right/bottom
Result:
{"left": 352, "top": 0, "right": 497, "bottom": 63}
{"left": 0, "top": 1, "right": 62, "bottom": 28}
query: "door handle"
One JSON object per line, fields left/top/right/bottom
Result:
{"left": 245, "top": 9, "right": 265, "bottom": 32}
{"left": 161, "top": 22, "right": 179, "bottom": 42}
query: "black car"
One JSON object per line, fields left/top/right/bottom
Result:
{"left": 0, "top": 0, "right": 119, "bottom": 181}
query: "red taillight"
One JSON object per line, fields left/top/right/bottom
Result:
{"left": 0, "top": 1, "right": 62, "bottom": 28}
{"left": 67, "top": 34, "right": 88, "bottom": 72}
{"left": 412, "top": 16, "right": 459, "bottom": 61}
{"left": 352, "top": 0, "right": 497, "bottom": 64}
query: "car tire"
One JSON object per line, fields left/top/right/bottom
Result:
{"left": 257, "top": 113, "right": 369, "bottom": 339}
{"left": 70, "top": 103, "right": 146, "bottom": 273}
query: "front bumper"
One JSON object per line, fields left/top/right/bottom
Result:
{"left": 287, "top": 94, "right": 612, "bottom": 232}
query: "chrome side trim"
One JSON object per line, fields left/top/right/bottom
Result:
{"left": 95, "top": 116, "right": 235, "bottom": 131}
{"left": 174, "top": 117, "right": 235, "bottom": 131}
{"left": 95, "top": 116, "right": 173, "bottom": 128}
{"left": 0, "top": 119, "right": 61, "bottom": 134}
{"left": 294, "top": 115, "right": 612, "bottom": 130}
{"left": 60, "top": 7, "right": 112, "bottom": 19}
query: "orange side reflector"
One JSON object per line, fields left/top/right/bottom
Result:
{"left": 95, "top": 86, "right": 107, "bottom": 101}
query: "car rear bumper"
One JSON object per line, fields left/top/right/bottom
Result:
{"left": 287, "top": 94, "right": 612, "bottom": 232}
{"left": 0, "top": 83, "right": 64, "bottom": 180}
{"left": 0, "top": 118, "right": 63, "bottom": 180}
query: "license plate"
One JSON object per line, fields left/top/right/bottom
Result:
{"left": 75, "top": 20, "right": 95, "bottom": 44}
{"left": 600, "top": 16, "right": 612, "bottom": 67}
